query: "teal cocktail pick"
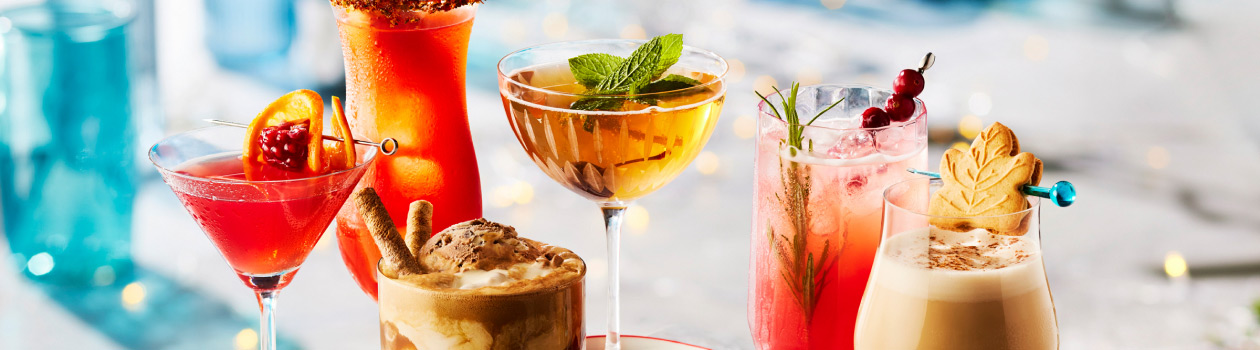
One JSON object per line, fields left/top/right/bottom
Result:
{"left": 907, "top": 168, "right": 1076, "bottom": 207}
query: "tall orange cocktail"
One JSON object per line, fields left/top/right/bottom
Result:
{"left": 330, "top": 0, "right": 483, "bottom": 300}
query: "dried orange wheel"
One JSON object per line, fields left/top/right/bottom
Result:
{"left": 243, "top": 89, "right": 325, "bottom": 174}
{"left": 326, "top": 96, "right": 357, "bottom": 170}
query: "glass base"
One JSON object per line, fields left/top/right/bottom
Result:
{"left": 585, "top": 335, "right": 708, "bottom": 350}
{"left": 236, "top": 268, "right": 298, "bottom": 291}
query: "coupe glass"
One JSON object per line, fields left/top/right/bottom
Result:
{"left": 149, "top": 126, "right": 377, "bottom": 350}
{"left": 854, "top": 178, "right": 1058, "bottom": 349}
{"left": 497, "top": 39, "right": 726, "bottom": 350}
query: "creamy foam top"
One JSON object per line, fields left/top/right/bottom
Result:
{"left": 886, "top": 228, "right": 1034, "bottom": 271}
{"left": 872, "top": 227, "right": 1047, "bottom": 301}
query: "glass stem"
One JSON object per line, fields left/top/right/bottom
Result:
{"left": 257, "top": 290, "right": 278, "bottom": 350}
{"left": 601, "top": 205, "right": 627, "bottom": 350}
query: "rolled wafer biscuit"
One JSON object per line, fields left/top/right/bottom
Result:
{"left": 353, "top": 187, "right": 422, "bottom": 277}
{"left": 406, "top": 200, "right": 434, "bottom": 258}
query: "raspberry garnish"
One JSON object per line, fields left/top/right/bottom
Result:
{"left": 259, "top": 120, "right": 312, "bottom": 171}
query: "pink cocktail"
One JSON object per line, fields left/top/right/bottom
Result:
{"left": 748, "top": 85, "right": 926, "bottom": 350}
{"left": 150, "top": 126, "right": 376, "bottom": 350}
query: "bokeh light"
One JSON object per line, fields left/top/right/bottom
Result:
{"left": 733, "top": 115, "right": 756, "bottom": 139}
{"left": 958, "top": 115, "right": 983, "bottom": 139}
{"left": 94, "top": 266, "right": 116, "bottom": 286}
{"left": 754, "top": 75, "right": 779, "bottom": 96}
{"left": 235, "top": 328, "right": 259, "bottom": 350}
{"left": 122, "top": 282, "right": 146, "bottom": 311}
{"left": 513, "top": 181, "right": 534, "bottom": 205}
{"left": 1164, "top": 251, "right": 1187, "bottom": 278}
{"left": 627, "top": 206, "right": 650, "bottom": 231}
{"left": 695, "top": 151, "right": 721, "bottom": 175}
{"left": 726, "top": 59, "right": 747, "bottom": 84}
{"left": 27, "top": 252, "right": 53, "bottom": 276}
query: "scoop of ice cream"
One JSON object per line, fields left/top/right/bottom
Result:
{"left": 419, "top": 218, "right": 542, "bottom": 274}
{"left": 379, "top": 218, "right": 586, "bottom": 350}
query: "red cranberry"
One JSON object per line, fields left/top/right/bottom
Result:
{"left": 884, "top": 93, "right": 916, "bottom": 122}
{"left": 861, "top": 107, "right": 890, "bottom": 128}
{"left": 893, "top": 69, "right": 925, "bottom": 97}
{"left": 258, "top": 120, "right": 311, "bottom": 171}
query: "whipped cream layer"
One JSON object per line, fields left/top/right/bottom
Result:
{"left": 452, "top": 261, "right": 554, "bottom": 290}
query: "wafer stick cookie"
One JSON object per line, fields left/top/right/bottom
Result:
{"left": 406, "top": 200, "right": 434, "bottom": 258}
{"left": 353, "top": 187, "right": 422, "bottom": 277}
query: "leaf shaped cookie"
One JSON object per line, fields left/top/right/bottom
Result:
{"left": 929, "top": 122, "right": 1042, "bottom": 235}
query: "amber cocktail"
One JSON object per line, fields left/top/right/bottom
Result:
{"left": 498, "top": 37, "right": 726, "bottom": 350}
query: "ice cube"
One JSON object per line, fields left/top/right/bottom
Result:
{"left": 827, "top": 130, "right": 875, "bottom": 159}
{"left": 802, "top": 126, "right": 842, "bottom": 151}
{"left": 810, "top": 117, "right": 858, "bottom": 130}
{"left": 875, "top": 127, "right": 906, "bottom": 155}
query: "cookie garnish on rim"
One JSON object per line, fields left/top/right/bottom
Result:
{"left": 928, "top": 122, "right": 1043, "bottom": 235}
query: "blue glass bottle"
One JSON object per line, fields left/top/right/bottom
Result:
{"left": 0, "top": 2, "right": 137, "bottom": 285}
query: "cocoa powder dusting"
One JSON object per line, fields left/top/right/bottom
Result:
{"left": 922, "top": 232, "right": 1031, "bottom": 271}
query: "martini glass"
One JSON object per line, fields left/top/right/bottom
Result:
{"left": 498, "top": 39, "right": 727, "bottom": 350}
{"left": 149, "top": 126, "right": 376, "bottom": 350}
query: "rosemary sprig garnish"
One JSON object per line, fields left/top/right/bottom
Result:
{"left": 756, "top": 82, "right": 844, "bottom": 152}
{"left": 757, "top": 81, "right": 841, "bottom": 320}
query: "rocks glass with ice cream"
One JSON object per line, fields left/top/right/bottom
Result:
{"left": 353, "top": 189, "right": 585, "bottom": 350}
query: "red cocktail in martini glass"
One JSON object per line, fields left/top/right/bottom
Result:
{"left": 149, "top": 92, "right": 377, "bottom": 350}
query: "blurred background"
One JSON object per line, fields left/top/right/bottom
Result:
{"left": 1, "top": 0, "right": 1256, "bottom": 348}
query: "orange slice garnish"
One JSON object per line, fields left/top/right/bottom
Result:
{"left": 243, "top": 89, "right": 325, "bottom": 175}
{"left": 326, "top": 96, "right": 357, "bottom": 170}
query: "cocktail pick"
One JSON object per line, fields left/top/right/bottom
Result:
{"left": 907, "top": 168, "right": 1077, "bottom": 207}
{"left": 205, "top": 119, "right": 399, "bottom": 155}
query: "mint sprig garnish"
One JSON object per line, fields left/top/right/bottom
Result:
{"left": 594, "top": 38, "right": 662, "bottom": 93}
{"left": 569, "top": 53, "right": 624, "bottom": 88}
{"left": 568, "top": 34, "right": 700, "bottom": 111}
{"left": 640, "top": 74, "right": 701, "bottom": 94}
